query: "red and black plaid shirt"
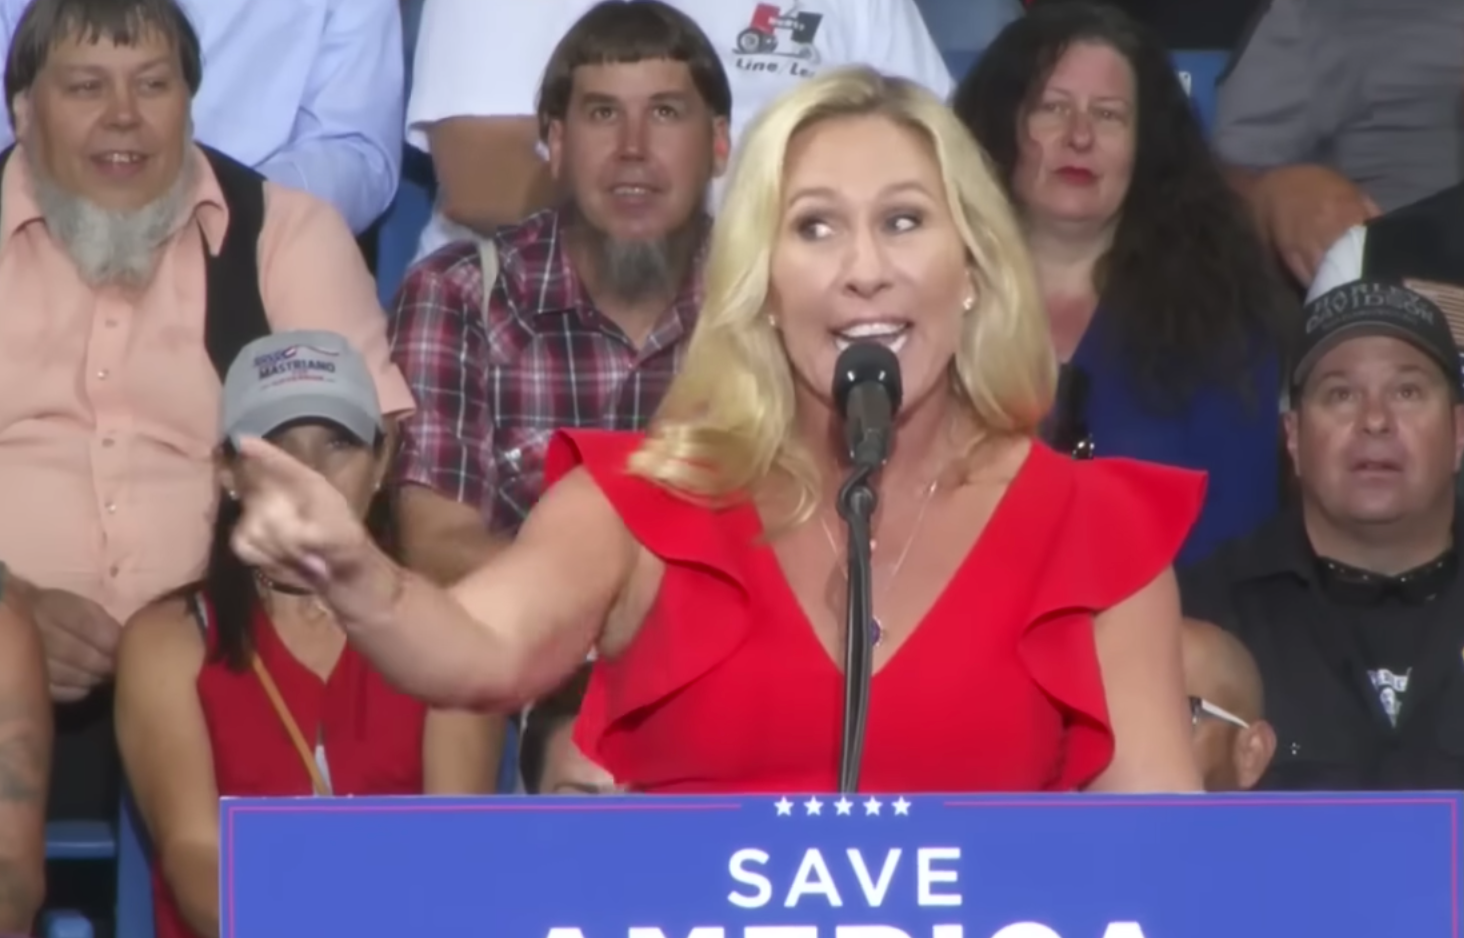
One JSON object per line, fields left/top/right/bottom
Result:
{"left": 389, "top": 208, "right": 702, "bottom": 533}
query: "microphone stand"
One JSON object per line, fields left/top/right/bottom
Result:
{"left": 836, "top": 462, "right": 879, "bottom": 794}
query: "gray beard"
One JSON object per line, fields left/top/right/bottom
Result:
{"left": 25, "top": 142, "right": 196, "bottom": 288}
{"left": 566, "top": 201, "right": 703, "bottom": 305}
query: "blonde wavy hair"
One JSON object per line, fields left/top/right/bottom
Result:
{"left": 628, "top": 66, "right": 1055, "bottom": 523}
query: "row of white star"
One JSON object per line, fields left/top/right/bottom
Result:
{"left": 773, "top": 796, "right": 911, "bottom": 816}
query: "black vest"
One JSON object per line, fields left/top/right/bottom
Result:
{"left": 1361, "top": 182, "right": 1464, "bottom": 290}
{"left": 0, "top": 144, "right": 274, "bottom": 823}
{"left": 0, "top": 143, "right": 272, "bottom": 379}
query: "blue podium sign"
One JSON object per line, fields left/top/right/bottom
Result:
{"left": 221, "top": 793, "right": 1461, "bottom": 938}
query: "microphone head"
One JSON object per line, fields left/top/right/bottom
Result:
{"left": 832, "top": 342, "right": 903, "bottom": 415}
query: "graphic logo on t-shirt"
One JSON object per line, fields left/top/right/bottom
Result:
{"left": 1368, "top": 667, "right": 1411, "bottom": 727}
{"left": 734, "top": 3, "right": 824, "bottom": 78}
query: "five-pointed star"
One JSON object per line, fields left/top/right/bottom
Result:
{"left": 775, "top": 797, "right": 794, "bottom": 816}
{"left": 863, "top": 796, "right": 883, "bottom": 816}
{"left": 834, "top": 797, "right": 853, "bottom": 815}
{"left": 804, "top": 796, "right": 824, "bottom": 816}
{"left": 892, "top": 797, "right": 911, "bottom": 816}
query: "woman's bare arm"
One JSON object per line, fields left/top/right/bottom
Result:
{"left": 422, "top": 708, "right": 502, "bottom": 795}
{"left": 233, "top": 435, "right": 641, "bottom": 714}
{"left": 332, "top": 467, "right": 637, "bottom": 712}
{"left": 1085, "top": 568, "right": 1204, "bottom": 793}
{"left": 116, "top": 600, "right": 223, "bottom": 938}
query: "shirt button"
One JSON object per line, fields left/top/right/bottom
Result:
{"left": 108, "top": 565, "right": 120, "bottom": 577}
{"left": 101, "top": 438, "right": 115, "bottom": 448}
{"left": 104, "top": 319, "right": 117, "bottom": 328}
{"left": 105, "top": 502, "right": 117, "bottom": 514}
{"left": 96, "top": 369, "right": 109, "bottom": 380}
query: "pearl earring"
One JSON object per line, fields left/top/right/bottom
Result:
{"left": 226, "top": 489, "right": 238, "bottom": 500}
{"left": 962, "top": 294, "right": 976, "bottom": 312}
{"left": 767, "top": 314, "right": 779, "bottom": 329}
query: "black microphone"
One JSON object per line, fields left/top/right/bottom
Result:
{"left": 829, "top": 342, "right": 902, "bottom": 794}
{"left": 832, "top": 343, "right": 903, "bottom": 468}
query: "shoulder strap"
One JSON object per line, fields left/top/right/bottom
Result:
{"left": 200, "top": 145, "right": 270, "bottom": 381}
{"left": 188, "top": 592, "right": 209, "bottom": 634}
{"left": 0, "top": 142, "right": 268, "bottom": 378}
{"left": 478, "top": 236, "right": 500, "bottom": 322}
{"left": 251, "top": 655, "right": 333, "bottom": 797}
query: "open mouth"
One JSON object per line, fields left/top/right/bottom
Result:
{"left": 91, "top": 151, "right": 149, "bottom": 177}
{"left": 609, "top": 183, "right": 658, "bottom": 199}
{"left": 832, "top": 321, "right": 911, "bottom": 355}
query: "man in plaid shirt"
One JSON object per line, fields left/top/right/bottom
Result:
{"left": 388, "top": 1, "right": 730, "bottom": 606}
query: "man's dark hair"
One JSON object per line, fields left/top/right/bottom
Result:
{"left": 519, "top": 664, "right": 593, "bottom": 794}
{"left": 954, "top": 1, "right": 1291, "bottom": 408}
{"left": 5, "top": 0, "right": 203, "bottom": 118}
{"left": 536, "top": 0, "right": 732, "bottom": 140}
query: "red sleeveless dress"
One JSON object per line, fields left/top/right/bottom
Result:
{"left": 152, "top": 599, "right": 428, "bottom": 938}
{"left": 546, "top": 429, "right": 1205, "bottom": 794}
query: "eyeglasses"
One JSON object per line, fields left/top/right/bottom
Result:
{"left": 1189, "top": 696, "right": 1249, "bottom": 730}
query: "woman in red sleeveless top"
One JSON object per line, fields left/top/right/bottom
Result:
{"left": 114, "top": 332, "right": 499, "bottom": 938}
{"left": 231, "top": 69, "right": 1205, "bottom": 795}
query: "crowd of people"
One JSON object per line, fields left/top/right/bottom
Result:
{"left": 0, "top": 0, "right": 1457, "bottom": 935}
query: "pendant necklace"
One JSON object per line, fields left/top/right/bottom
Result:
{"left": 818, "top": 477, "right": 938, "bottom": 648}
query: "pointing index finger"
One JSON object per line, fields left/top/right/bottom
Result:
{"left": 237, "top": 436, "right": 319, "bottom": 492}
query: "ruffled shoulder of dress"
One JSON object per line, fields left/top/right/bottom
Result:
{"left": 1002, "top": 445, "right": 1207, "bottom": 789}
{"left": 548, "top": 429, "right": 757, "bottom": 784}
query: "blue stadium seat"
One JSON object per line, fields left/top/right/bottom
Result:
{"left": 116, "top": 790, "right": 154, "bottom": 938}
{"left": 1172, "top": 50, "right": 1227, "bottom": 136}
{"left": 40, "top": 911, "right": 92, "bottom": 938}
{"left": 41, "top": 791, "right": 153, "bottom": 938}
{"left": 374, "top": 147, "right": 436, "bottom": 309}
{"left": 43, "top": 821, "right": 116, "bottom": 862}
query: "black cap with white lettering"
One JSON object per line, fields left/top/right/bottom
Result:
{"left": 1292, "top": 280, "right": 1462, "bottom": 398}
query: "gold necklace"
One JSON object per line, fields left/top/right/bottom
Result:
{"left": 817, "top": 478, "right": 939, "bottom": 648}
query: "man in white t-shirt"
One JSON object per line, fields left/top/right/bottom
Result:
{"left": 407, "top": 0, "right": 953, "bottom": 259}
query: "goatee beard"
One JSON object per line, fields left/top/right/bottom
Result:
{"left": 564, "top": 200, "right": 705, "bottom": 305}
{"left": 24, "top": 137, "right": 197, "bottom": 289}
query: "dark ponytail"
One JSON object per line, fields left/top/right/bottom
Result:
{"left": 169, "top": 435, "right": 398, "bottom": 672}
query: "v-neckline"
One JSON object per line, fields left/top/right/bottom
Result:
{"left": 255, "top": 605, "right": 347, "bottom": 688}
{"left": 748, "top": 441, "right": 1039, "bottom": 681}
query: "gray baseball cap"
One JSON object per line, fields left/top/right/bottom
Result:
{"left": 221, "top": 330, "right": 383, "bottom": 446}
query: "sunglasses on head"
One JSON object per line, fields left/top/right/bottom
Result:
{"left": 1190, "top": 696, "right": 1248, "bottom": 730}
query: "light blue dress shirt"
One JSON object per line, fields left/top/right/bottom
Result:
{"left": 0, "top": 0, "right": 404, "bottom": 233}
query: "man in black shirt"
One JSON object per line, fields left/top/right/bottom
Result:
{"left": 1181, "top": 280, "right": 1464, "bottom": 790}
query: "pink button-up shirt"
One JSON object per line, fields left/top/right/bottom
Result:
{"left": 0, "top": 146, "right": 413, "bottom": 622}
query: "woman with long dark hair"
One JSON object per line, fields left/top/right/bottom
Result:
{"left": 954, "top": 2, "right": 1291, "bottom": 565}
{"left": 114, "top": 331, "right": 498, "bottom": 938}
